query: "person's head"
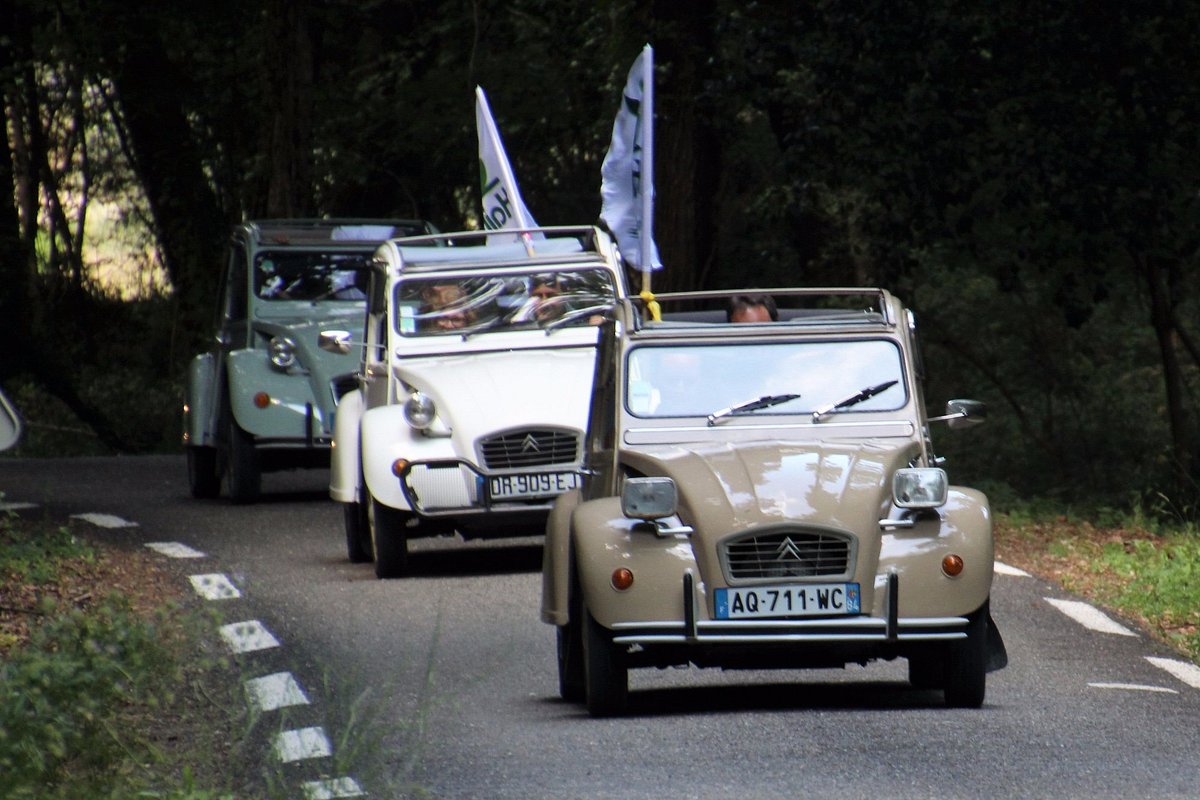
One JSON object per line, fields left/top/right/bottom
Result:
{"left": 530, "top": 276, "right": 565, "bottom": 322}
{"left": 423, "top": 283, "right": 470, "bottom": 330}
{"left": 727, "top": 294, "right": 778, "bottom": 323}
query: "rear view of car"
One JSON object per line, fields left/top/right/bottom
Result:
{"left": 183, "top": 218, "right": 438, "bottom": 503}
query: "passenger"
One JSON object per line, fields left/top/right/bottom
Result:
{"left": 529, "top": 277, "right": 567, "bottom": 322}
{"left": 421, "top": 283, "right": 472, "bottom": 330}
{"left": 727, "top": 293, "right": 778, "bottom": 323}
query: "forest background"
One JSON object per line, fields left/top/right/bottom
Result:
{"left": 2, "top": 0, "right": 1198, "bottom": 517}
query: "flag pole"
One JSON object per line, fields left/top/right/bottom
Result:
{"left": 640, "top": 44, "right": 654, "bottom": 297}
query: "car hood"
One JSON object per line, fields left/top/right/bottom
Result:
{"left": 397, "top": 347, "right": 597, "bottom": 436}
{"left": 624, "top": 440, "right": 919, "bottom": 535}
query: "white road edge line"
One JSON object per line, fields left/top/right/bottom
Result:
{"left": 0, "top": 501, "right": 37, "bottom": 511}
{"left": 145, "top": 541, "right": 207, "bottom": 558}
{"left": 274, "top": 727, "right": 332, "bottom": 763}
{"left": 1146, "top": 656, "right": 1200, "bottom": 689}
{"left": 71, "top": 512, "right": 138, "bottom": 528}
{"left": 219, "top": 620, "right": 281, "bottom": 653}
{"left": 245, "top": 672, "right": 310, "bottom": 711}
{"left": 1088, "top": 681, "right": 1178, "bottom": 694}
{"left": 302, "top": 777, "right": 367, "bottom": 799}
{"left": 188, "top": 573, "right": 241, "bottom": 600}
{"left": 1044, "top": 597, "right": 1138, "bottom": 636}
{"left": 994, "top": 561, "right": 1030, "bottom": 577}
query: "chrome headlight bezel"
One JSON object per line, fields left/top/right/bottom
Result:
{"left": 892, "top": 467, "right": 948, "bottom": 508}
{"left": 621, "top": 476, "right": 678, "bottom": 520}
{"left": 267, "top": 336, "right": 298, "bottom": 370}
{"left": 403, "top": 392, "right": 437, "bottom": 430}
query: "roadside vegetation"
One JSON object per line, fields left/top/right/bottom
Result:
{"left": 0, "top": 512, "right": 244, "bottom": 799}
{"left": 994, "top": 499, "right": 1200, "bottom": 662}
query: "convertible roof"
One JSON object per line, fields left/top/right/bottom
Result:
{"left": 388, "top": 226, "right": 611, "bottom": 273}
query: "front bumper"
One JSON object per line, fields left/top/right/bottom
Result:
{"left": 607, "top": 573, "right": 971, "bottom": 670}
{"left": 398, "top": 458, "right": 581, "bottom": 519}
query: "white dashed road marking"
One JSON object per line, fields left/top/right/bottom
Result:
{"left": 188, "top": 573, "right": 241, "bottom": 600}
{"left": 72, "top": 512, "right": 138, "bottom": 528}
{"left": 1146, "top": 656, "right": 1200, "bottom": 689}
{"left": 1044, "top": 597, "right": 1138, "bottom": 636}
{"left": 0, "top": 501, "right": 37, "bottom": 511}
{"left": 994, "top": 561, "right": 1031, "bottom": 577}
{"left": 1088, "top": 682, "right": 1178, "bottom": 694}
{"left": 302, "top": 777, "right": 367, "bottom": 799}
{"left": 219, "top": 620, "right": 281, "bottom": 653}
{"left": 274, "top": 727, "right": 332, "bottom": 762}
{"left": 245, "top": 672, "right": 310, "bottom": 711}
{"left": 145, "top": 541, "right": 207, "bottom": 558}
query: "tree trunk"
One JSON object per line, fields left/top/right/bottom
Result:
{"left": 262, "top": 0, "right": 315, "bottom": 218}
{"left": 1140, "top": 252, "right": 1192, "bottom": 488}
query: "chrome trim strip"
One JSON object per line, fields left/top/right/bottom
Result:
{"left": 613, "top": 632, "right": 967, "bottom": 645}
{"left": 610, "top": 616, "right": 968, "bottom": 632}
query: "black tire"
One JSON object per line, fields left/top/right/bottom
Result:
{"left": 944, "top": 601, "right": 989, "bottom": 708}
{"left": 557, "top": 620, "right": 585, "bottom": 703}
{"left": 583, "top": 609, "right": 628, "bottom": 716}
{"left": 370, "top": 496, "right": 410, "bottom": 579}
{"left": 186, "top": 446, "right": 220, "bottom": 499}
{"left": 225, "top": 417, "right": 261, "bottom": 504}
{"left": 344, "top": 501, "right": 372, "bottom": 563}
{"left": 558, "top": 567, "right": 585, "bottom": 702}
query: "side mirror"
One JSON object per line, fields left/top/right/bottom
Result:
{"left": 0, "top": 387, "right": 23, "bottom": 451}
{"left": 319, "top": 330, "right": 353, "bottom": 355}
{"left": 931, "top": 398, "right": 987, "bottom": 430}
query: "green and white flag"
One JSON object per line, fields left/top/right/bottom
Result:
{"left": 600, "top": 44, "right": 661, "bottom": 271}
{"left": 476, "top": 86, "right": 542, "bottom": 243}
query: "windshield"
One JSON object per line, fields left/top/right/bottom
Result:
{"left": 393, "top": 268, "right": 616, "bottom": 335}
{"left": 626, "top": 340, "right": 906, "bottom": 418}
{"left": 254, "top": 251, "right": 373, "bottom": 302}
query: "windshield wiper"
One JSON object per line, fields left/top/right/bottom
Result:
{"left": 707, "top": 394, "right": 801, "bottom": 426}
{"left": 811, "top": 380, "right": 898, "bottom": 422}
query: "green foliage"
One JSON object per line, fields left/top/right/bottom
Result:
{"left": 0, "top": 516, "right": 93, "bottom": 582}
{"left": 1100, "top": 535, "right": 1200, "bottom": 661}
{"left": 0, "top": 597, "right": 171, "bottom": 798}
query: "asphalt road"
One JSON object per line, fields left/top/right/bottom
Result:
{"left": 3, "top": 455, "right": 1199, "bottom": 799}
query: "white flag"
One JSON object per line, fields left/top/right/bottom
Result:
{"left": 476, "top": 86, "right": 543, "bottom": 243}
{"left": 600, "top": 45, "right": 661, "bottom": 271}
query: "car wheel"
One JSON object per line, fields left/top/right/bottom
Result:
{"left": 225, "top": 418, "right": 261, "bottom": 504}
{"left": 344, "top": 501, "right": 372, "bottom": 563}
{"left": 943, "top": 601, "right": 989, "bottom": 708}
{"left": 186, "top": 446, "right": 220, "bottom": 499}
{"left": 583, "top": 608, "right": 628, "bottom": 716}
{"left": 369, "top": 496, "right": 410, "bottom": 579}
{"left": 557, "top": 620, "right": 585, "bottom": 703}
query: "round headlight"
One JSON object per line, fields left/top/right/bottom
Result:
{"left": 403, "top": 392, "right": 436, "bottom": 430}
{"left": 268, "top": 336, "right": 297, "bottom": 369}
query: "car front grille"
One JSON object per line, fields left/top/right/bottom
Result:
{"left": 479, "top": 429, "right": 579, "bottom": 469}
{"left": 723, "top": 529, "right": 853, "bottom": 580}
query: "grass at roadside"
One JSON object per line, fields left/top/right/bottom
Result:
{"left": 994, "top": 508, "right": 1200, "bottom": 662}
{"left": 0, "top": 513, "right": 245, "bottom": 799}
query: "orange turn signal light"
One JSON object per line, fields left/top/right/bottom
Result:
{"left": 942, "top": 554, "right": 965, "bottom": 577}
{"left": 611, "top": 567, "right": 634, "bottom": 591}
{"left": 253, "top": 392, "right": 271, "bottom": 409}
{"left": 391, "top": 459, "right": 409, "bottom": 478}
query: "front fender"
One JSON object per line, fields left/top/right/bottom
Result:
{"left": 878, "top": 487, "right": 993, "bottom": 617}
{"left": 571, "top": 497, "right": 700, "bottom": 629}
{"left": 541, "top": 489, "right": 582, "bottom": 625}
{"left": 330, "top": 390, "right": 364, "bottom": 502}
{"left": 184, "top": 353, "right": 218, "bottom": 447}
